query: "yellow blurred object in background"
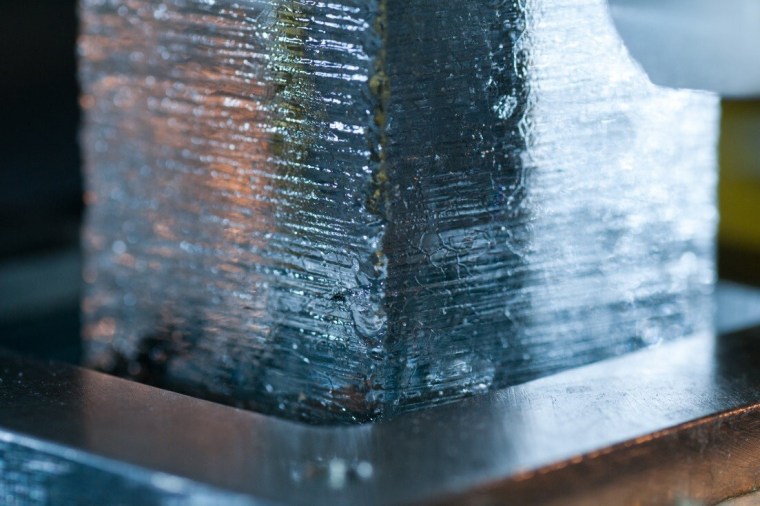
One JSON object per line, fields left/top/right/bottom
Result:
{"left": 720, "top": 100, "right": 760, "bottom": 283}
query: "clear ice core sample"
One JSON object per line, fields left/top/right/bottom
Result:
{"left": 80, "top": 0, "right": 719, "bottom": 423}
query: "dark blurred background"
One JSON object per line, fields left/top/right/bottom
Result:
{"left": 0, "top": 2, "right": 759, "bottom": 366}
{"left": 0, "top": 2, "right": 82, "bottom": 363}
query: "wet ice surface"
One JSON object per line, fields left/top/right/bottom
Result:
{"left": 80, "top": 0, "right": 718, "bottom": 423}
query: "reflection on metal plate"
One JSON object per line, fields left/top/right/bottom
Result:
{"left": 4, "top": 316, "right": 760, "bottom": 505}
{"left": 80, "top": 0, "right": 719, "bottom": 423}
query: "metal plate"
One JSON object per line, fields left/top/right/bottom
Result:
{"left": 3, "top": 294, "right": 760, "bottom": 504}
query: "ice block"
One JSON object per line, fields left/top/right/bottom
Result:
{"left": 79, "top": 0, "right": 718, "bottom": 423}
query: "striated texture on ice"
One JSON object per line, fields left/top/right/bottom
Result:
{"left": 80, "top": 0, "right": 718, "bottom": 423}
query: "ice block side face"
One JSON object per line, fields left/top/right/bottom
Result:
{"left": 80, "top": 0, "right": 389, "bottom": 423}
{"left": 379, "top": 0, "right": 718, "bottom": 413}
{"left": 80, "top": 0, "right": 718, "bottom": 423}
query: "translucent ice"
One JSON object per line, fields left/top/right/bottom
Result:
{"left": 80, "top": 0, "right": 718, "bottom": 423}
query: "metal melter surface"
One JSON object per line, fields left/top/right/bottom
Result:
{"left": 79, "top": 0, "right": 718, "bottom": 423}
{"left": 3, "top": 319, "right": 760, "bottom": 505}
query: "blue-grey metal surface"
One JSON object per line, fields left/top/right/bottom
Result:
{"left": 2, "top": 288, "right": 760, "bottom": 504}
{"left": 0, "top": 434, "right": 261, "bottom": 506}
{"left": 609, "top": 0, "right": 760, "bottom": 97}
